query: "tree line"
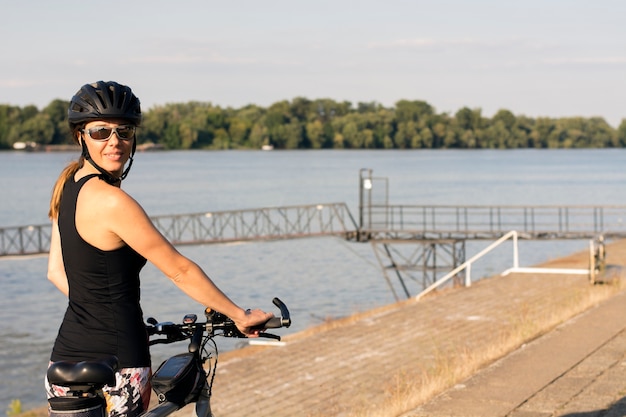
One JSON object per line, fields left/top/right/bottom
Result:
{"left": 1, "top": 97, "right": 625, "bottom": 150}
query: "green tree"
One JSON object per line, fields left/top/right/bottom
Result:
{"left": 248, "top": 121, "right": 269, "bottom": 149}
{"left": 492, "top": 109, "right": 516, "bottom": 130}
{"left": 227, "top": 118, "right": 250, "bottom": 148}
{"left": 306, "top": 120, "right": 324, "bottom": 149}
{"left": 0, "top": 105, "right": 22, "bottom": 149}
{"left": 339, "top": 119, "right": 360, "bottom": 149}
{"left": 394, "top": 121, "right": 419, "bottom": 149}
{"left": 587, "top": 117, "right": 617, "bottom": 147}
{"left": 617, "top": 119, "right": 626, "bottom": 147}
{"left": 395, "top": 100, "right": 434, "bottom": 123}
{"left": 419, "top": 127, "right": 434, "bottom": 148}
{"left": 16, "top": 113, "right": 55, "bottom": 145}
{"left": 356, "top": 101, "right": 381, "bottom": 114}
{"left": 265, "top": 101, "right": 291, "bottom": 149}
{"left": 529, "top": 117, "right": 555, "bottom": 148}
{"left": 42, "top": 99, "right": 71, "bottom": 144}
{"left": 289, "top": 97, "right": 312, "bottom": 122}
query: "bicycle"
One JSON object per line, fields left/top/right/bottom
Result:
{"left": 46, "top": 297, "right": 291, "bottom": 417}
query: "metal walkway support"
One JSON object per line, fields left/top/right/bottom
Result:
{"left": 414, "top": 231, "right": 607, "bottom": 301}
{"left": 370, "top": 238, "right": 466, "bottom": 301}
{"left": 359, "top": 169, "right": 467, "bottom": 300}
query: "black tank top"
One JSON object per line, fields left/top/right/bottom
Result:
{"left": 51, "top": 174, "right": 150, "bottom": 367}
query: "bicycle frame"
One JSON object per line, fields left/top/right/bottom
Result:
{"left": 141, "top": 383, "right": 213, "bottom": 417}
{"left": 47, "top": 298, "right": 290, "bottom": 417}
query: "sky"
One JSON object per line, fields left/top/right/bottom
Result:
{"left": 1, "top": 0, "right": 625, "bottom": 127}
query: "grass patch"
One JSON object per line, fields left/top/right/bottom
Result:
{"left": 346, "top": 276, "right": 624, "bottom": 417}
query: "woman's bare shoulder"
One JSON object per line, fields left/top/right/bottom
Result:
{"left": 81, "top": 177, "right": 137, "bottom": 205}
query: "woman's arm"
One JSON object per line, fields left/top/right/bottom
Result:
{"left": 47, "top": 219, "right": 69, "bottom": 296}
{"left": 103, "top": 188, "right": 273, "bottom": 335}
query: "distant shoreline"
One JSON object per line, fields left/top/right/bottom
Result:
{"left": 8, "top": 142, "right": 164, "bottom": 152}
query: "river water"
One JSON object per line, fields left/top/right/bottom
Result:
{"left": 1, "top": 148, "right": 625, "bottom": 410}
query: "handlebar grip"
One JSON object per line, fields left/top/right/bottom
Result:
{"left": 264, "top": 317, "right": 289, "bottom": 328}
{"left": 250, "top": 298, "right": 291, "bottom": 330}
{"left": 271, "top": 297, "right": 291, "bottom": 328}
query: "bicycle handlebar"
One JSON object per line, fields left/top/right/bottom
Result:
{"left": 146, "top": 297, "right": 291, "bottom": 346}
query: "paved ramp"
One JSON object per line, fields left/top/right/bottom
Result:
{"left": 404, "top": 288, "right": 626, "bottom": 417}
{"left": 168, "top": 241, "right": 626, "bottom": 417}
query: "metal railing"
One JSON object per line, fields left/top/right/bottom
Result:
{"left": 0, "top": 224, "right": 51, "bottom": 257}
{"left": 0, "top": 203, "right": 357, "bottom": 257}
{"left": 362, "top": 205, "right": 626, "bottom": 240}
{"left": 150, "top": 203, "right": 357, "bottom": 245}
{"left": 415, "top": 230, "right": 595, "bottom": 300}
{"left": 3, "top": 203, "right": 625, "bottom": 258}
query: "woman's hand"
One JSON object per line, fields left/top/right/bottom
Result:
{"left": 234, "top": 308, "right": 275, "bottom": 338}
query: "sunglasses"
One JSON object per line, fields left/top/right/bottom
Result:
{"left": 83, "top": 125, "right": 136, "bottom": 141}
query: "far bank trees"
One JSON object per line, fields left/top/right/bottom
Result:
{"left": 1, "top": 98, "right": 624, "bottom": 150}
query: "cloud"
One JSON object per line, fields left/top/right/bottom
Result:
{"left": 543, "top": 56, "right": 626, "bottom": 66}
{"left": 87, "top": 36, "right": 308, "bottom": 68}
{"left": 367, "top": 37, "right": 560, "bottom": 52}
{"left": 129, "top": 53, "right": 257, "bottom": 65}
{"left": 368, "top": 38, "right": 476, "bottom": 49}
{"left": 0, "top": 79, "right": 39, "bottom": 88}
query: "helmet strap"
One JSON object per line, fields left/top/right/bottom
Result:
{"left": 80, "top": 138, "right": 135, "bottom": 185}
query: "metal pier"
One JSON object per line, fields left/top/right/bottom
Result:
{"left": 3, "top": 169, "right": 626, "bottom": 300}
{"left": 0, "top": 203, "right": 357, "bottom": 257}
{"left": 357, "top": 169, "right": 626, "bottom": 300}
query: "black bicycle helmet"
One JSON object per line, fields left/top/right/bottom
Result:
{"left": 68, "top": 81, "right": 142, "bottom": 130}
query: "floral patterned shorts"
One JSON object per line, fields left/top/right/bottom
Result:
{"left": 46, "top": 364, "right": 151, "bottom": 417}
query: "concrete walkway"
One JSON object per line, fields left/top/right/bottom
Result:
{"left": 21, "top": 241, "right": 626, "bottom": 417}
{"left": 169, "top": 239, "right": 626, "bottom": 417}
{"left": 403, "top": 283, "right": 626, "bottom": 417}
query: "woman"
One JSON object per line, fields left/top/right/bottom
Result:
{"left": 45, "top": 81, "right": 273, "bottom": 416}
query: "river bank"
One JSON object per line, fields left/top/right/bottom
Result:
{"left": 205, "top": 239, "right": 625, "bottom": 416}
{"left": 9, "top": 142, "right": 163, "bottom": 152}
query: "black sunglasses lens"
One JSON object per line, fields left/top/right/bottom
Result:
{"left": 89, "top": 127, "right": 113, "bottom": 140}
{"left": 117, "top": 126, "right": 135, "bottom": 139}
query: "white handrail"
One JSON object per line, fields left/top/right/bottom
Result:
{"left": 415, "top": 230, "right": 592, "bottom": 301}
{"left": 502, "top": 239, "right": 593, "bottom": 278}
{"left": 416, "top": 230, "right": 519, "bottom": 300}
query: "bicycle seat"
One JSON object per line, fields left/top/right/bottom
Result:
{"left": 47, "top": 356, "right": 119, "bottom": 390}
